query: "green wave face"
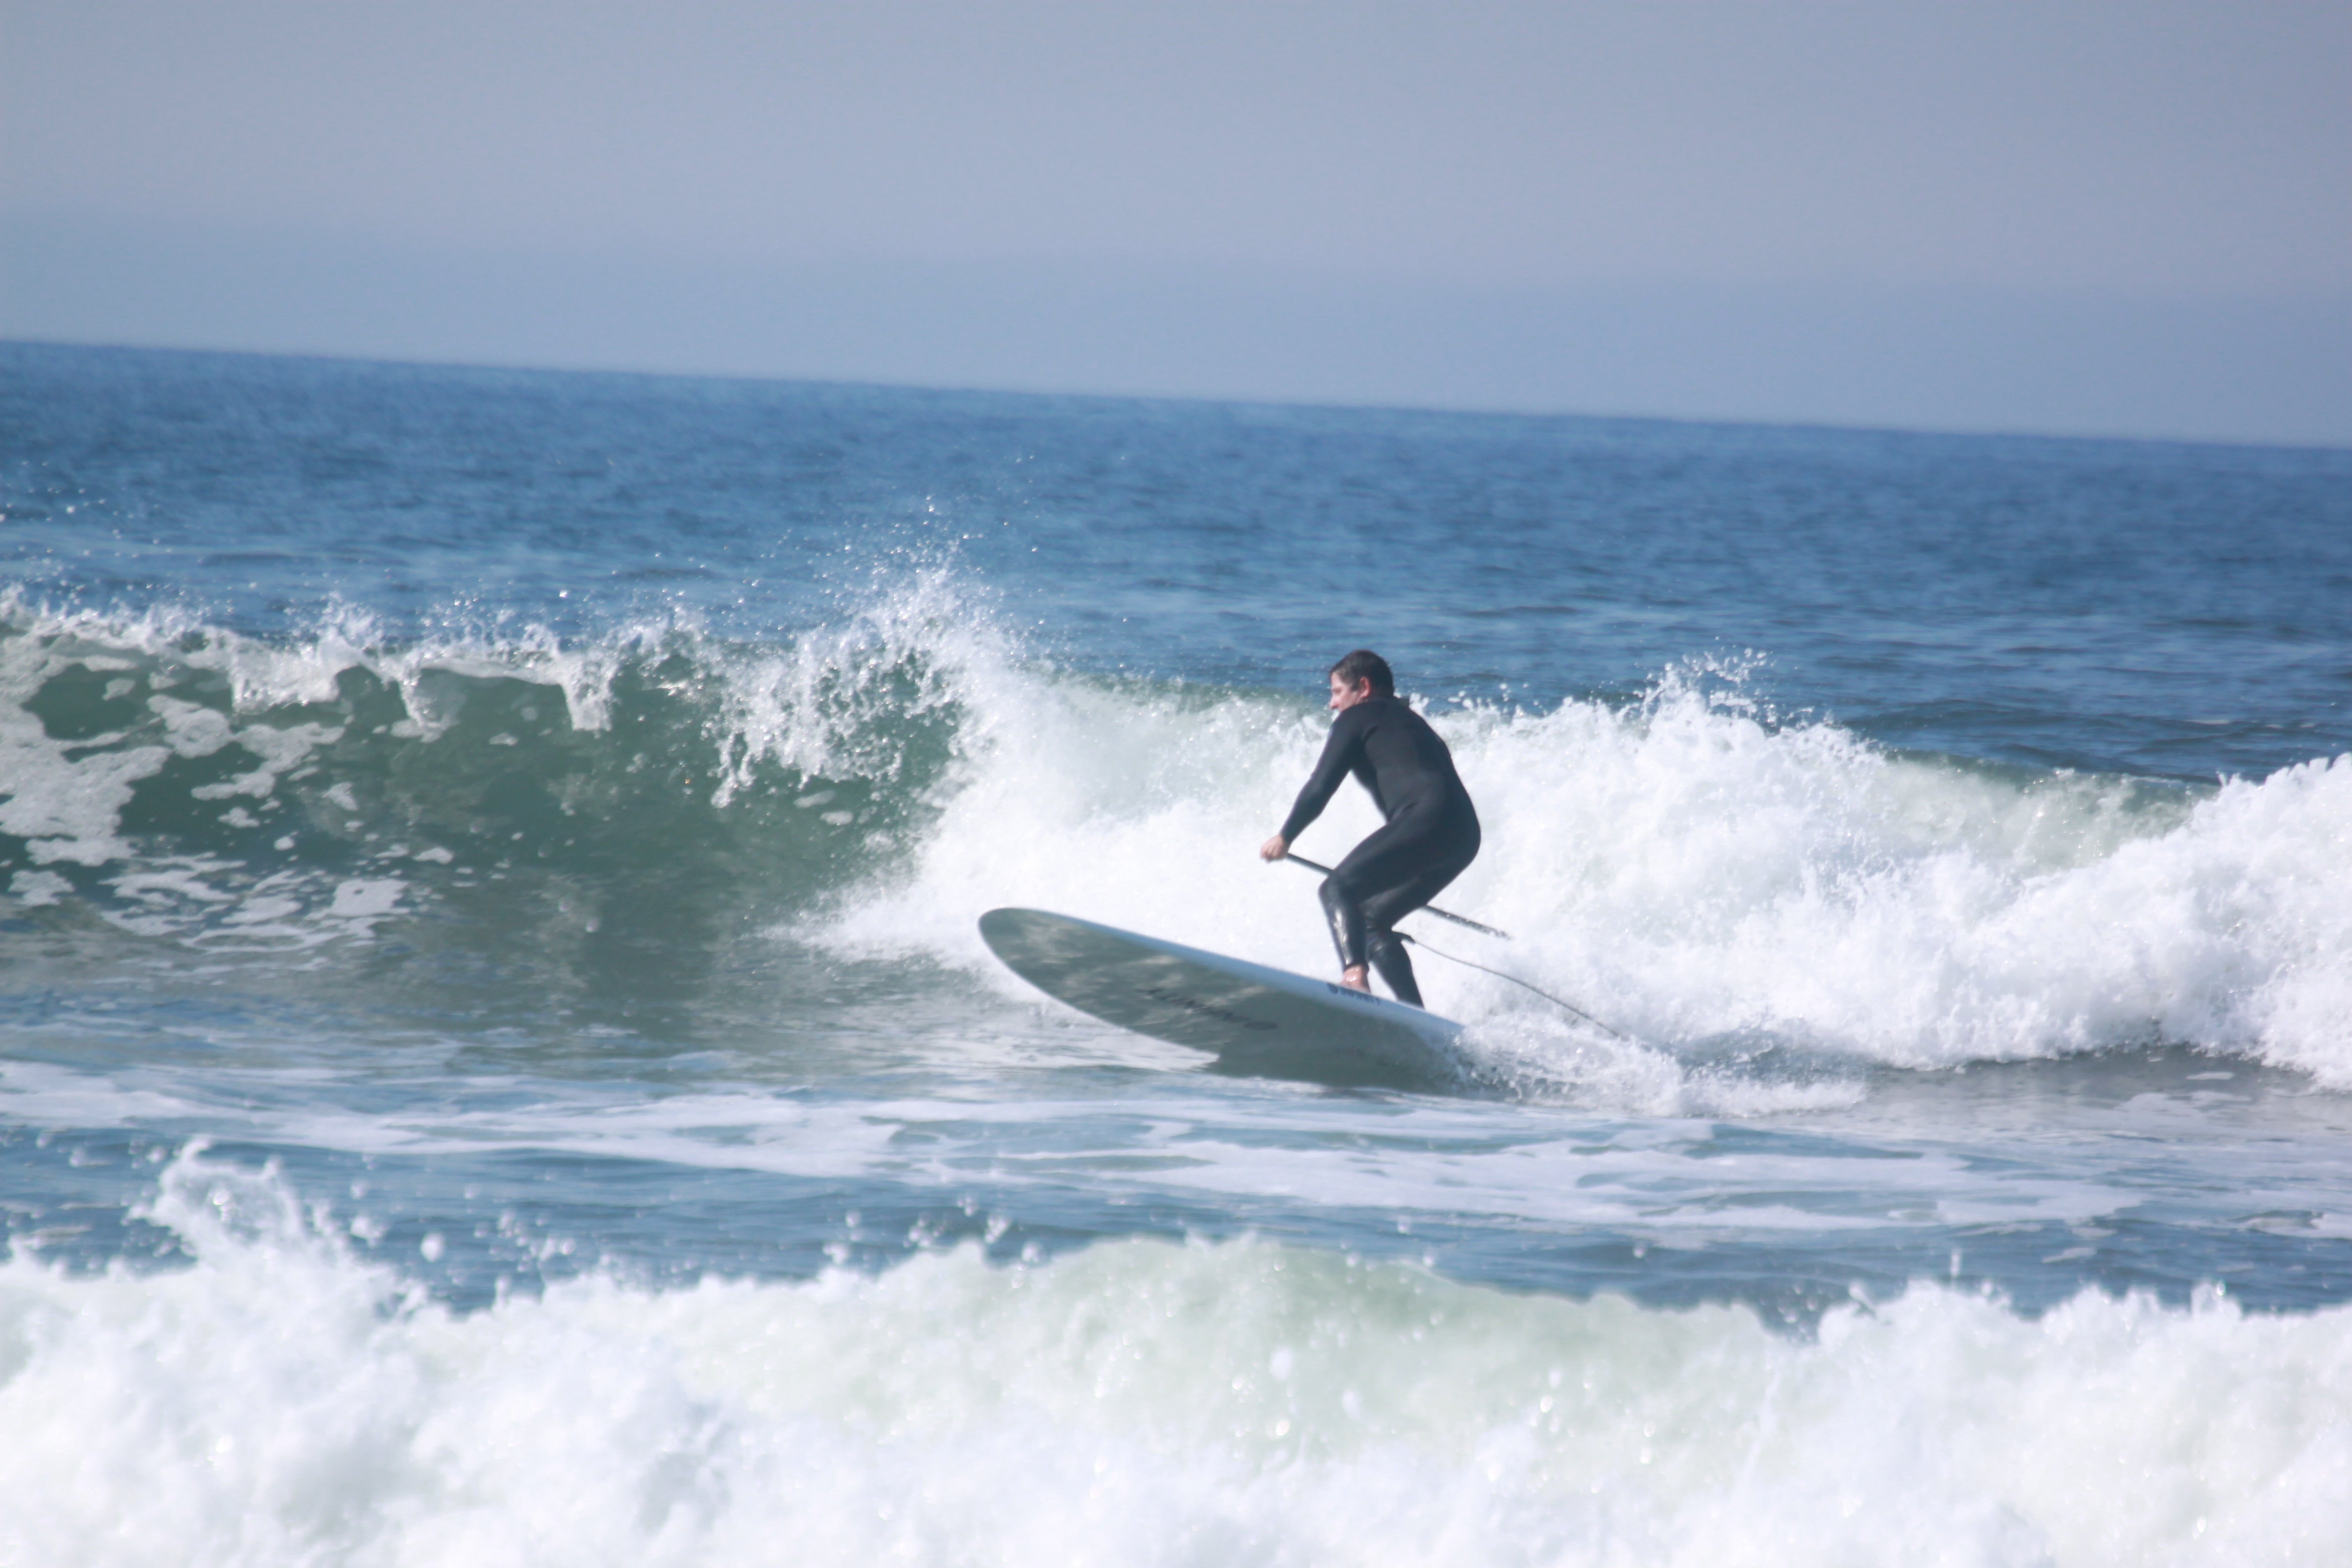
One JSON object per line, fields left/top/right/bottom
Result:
{"left": 0, "top": 594, "right": 984, "bottom": 1043}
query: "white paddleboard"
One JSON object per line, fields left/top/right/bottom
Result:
{"left": 979, "top": 907, "right": 1466, "bottom": 1090}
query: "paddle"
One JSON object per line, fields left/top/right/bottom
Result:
{"left": 1280, "top": 853, "right": 1512, "bottom": 940}
{"left": 1281, "top": 853, "right": 1632, "bottom": 1038}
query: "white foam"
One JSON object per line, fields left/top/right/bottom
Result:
{"left": 821, "top": 646, "right": 2352, "bottom": 1090}
{"left": 186, "top": 719, "right": 343, "bottom": 801}
{"left": 0, "top": 617, "right": 175, "bottom": 864}
{"left": 6, "top": 868, "right": 71, "bottom": 907}
{"left": 26, "top": 1052, "right": 2342, "bottom": 1249}
{"left": 326, "top": 877, "right": 406, "bottom": 929}
{"left": 0, "top": 1150, "right": 2345, "bottom": 1567}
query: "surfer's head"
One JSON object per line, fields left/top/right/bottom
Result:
{"left": 1327, "top": 649, "right": 1393, "bottom": 710}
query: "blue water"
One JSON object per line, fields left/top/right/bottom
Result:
{"left": 4, "top": 341, "right": 2351, "bottom": 1564}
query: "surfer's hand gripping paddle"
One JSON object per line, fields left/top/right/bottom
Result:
{"left": 1279, "top": 853, "right": 1512, "bottom": 940}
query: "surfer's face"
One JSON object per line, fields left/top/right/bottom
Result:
{"left": 1328, "top": 673, "right": 1374, "bottom": 712}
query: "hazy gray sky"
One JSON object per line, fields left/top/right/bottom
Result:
{"left": 6, "top": 2, "right": 2349, "bottom": 441}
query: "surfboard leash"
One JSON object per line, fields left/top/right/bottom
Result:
{"left": 1397, "top": 932, "right": 1633, "bottom": 1042}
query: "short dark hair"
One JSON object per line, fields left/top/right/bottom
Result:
{"left": 1328, "top": 649, "right": 1394, "bottom": 696}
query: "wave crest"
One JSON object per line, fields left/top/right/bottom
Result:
{"left": 0, "top": 579, "right": 997, "bottom": 965}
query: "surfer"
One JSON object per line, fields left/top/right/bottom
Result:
{"left": 1260, "top": 650, "right": 1480, "bottom": 1007}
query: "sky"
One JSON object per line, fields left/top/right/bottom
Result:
{"left": 4, "top": 1, "right": 2349, "bottom": 444}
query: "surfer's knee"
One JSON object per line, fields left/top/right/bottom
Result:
{"left": 1318, "top": 875, "right": 1363, "bottom": 921}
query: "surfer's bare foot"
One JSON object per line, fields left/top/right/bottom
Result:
{"left": 1341, "top": 965, "right": 1370, "bottom": 992}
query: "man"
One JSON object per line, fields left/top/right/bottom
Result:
{"left": 1259, "top": 650, "right": 1480, "bottom": 1007}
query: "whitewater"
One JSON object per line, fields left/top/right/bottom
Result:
{"left": 3, "top": 342, "right": 2350, "bottom": 1564}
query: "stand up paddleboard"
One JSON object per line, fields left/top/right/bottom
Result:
{"left": 979, "top": 907, "right": 1465, "bottom": 1090}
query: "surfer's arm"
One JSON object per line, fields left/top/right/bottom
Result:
{"left": 1274, "top": 708, "right": 1366, "bottom": 844}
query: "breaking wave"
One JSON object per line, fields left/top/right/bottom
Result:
{"left": 3, "top": 578, "right": 2348, "bottom": 1088}
{"left": 1, "top": 1148, "right": 2347, "bottom": 1568}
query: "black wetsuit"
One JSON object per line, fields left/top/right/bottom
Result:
{"left": 1278, "top": 695, "right": 1480, "bottom": 1007}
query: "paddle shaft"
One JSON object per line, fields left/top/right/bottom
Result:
{"left": 1281, "top": 855, "right": 1631, "bottom": 1037}
{"left": 1280, "top": 853, "right": 1511, "bottom": 940}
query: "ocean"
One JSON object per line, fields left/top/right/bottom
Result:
{"left": 3, "top": 339, "right": 2350, "bottom": 1564}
